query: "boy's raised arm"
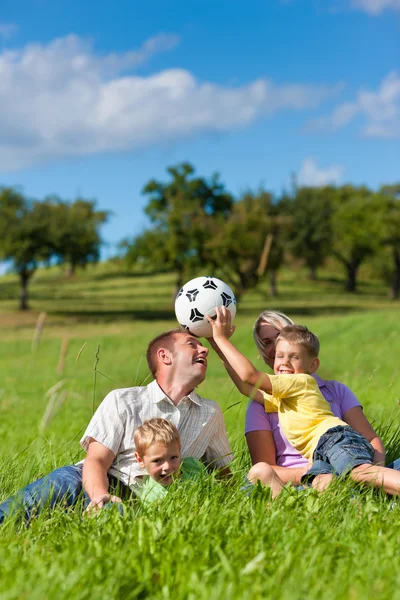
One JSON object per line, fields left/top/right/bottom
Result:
{"left": 207, "top": 307, "right": 272, "bottom": 395}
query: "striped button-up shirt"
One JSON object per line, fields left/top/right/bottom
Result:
{"left": 80, "top": 380, "right": 233, "bottom": 487}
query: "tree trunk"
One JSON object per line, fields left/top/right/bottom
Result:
{"left": 345, "top": 262, "right": 358, "bottom": 292}
{"left": 308, "top": 265, "right": 318, "bottom": 281}
{"left": 65, "top": 264, "right": 75, "bottom": 278}
{"left": 269, "top": 270, "right": 278, "bottom": 297}
{"left": 390, "top": 248, "right": 400, "bottom": 300}
{"left": 172, "top": 270, "right": 185, "bottom": 302}
{"left": 19, "top": 269, "right": 30, "bottom": 310}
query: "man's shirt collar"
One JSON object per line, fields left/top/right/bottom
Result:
{"left": 149, "top": 379, "right": 202, "bottom": 406}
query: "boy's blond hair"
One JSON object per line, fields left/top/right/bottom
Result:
{"left": 276, "top": 324, "right": 320, "bottom": 357}
{"left": 134, "top": 418, "right": 181, "bottom": 457}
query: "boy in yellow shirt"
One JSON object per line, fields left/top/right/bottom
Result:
{"left": 208, "top": 307, "right": 400, "bottom": 496}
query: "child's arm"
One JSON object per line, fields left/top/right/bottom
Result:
{"left": 207, "top": 336, "right": 265, "bottom": 403}
{"left": 206, "top": 307, "right": 273, "bottom": 397}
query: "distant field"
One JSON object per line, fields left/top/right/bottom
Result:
{"left": 0, "top": 264, "right": 399, "bottom": 599}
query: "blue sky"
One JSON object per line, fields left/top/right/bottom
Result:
{"left": 0, "top": 0, "right": 399, "bottom": 258}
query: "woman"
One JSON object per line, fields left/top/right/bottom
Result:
{"left": 244, "top": 310, "right": 400, "bottom": 486}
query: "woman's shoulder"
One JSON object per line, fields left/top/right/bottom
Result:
{"left": 314, "top": 374, "right": 361, "bottom": 410}
{"left": 245, "top": 400, "right": 276, "bottom": 433}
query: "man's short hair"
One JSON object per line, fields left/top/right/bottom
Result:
{"left": 146, "top": 328, "right": 188, "bottom": 377}
{"left": 134, "top": 418, "right": 181, "bottom": 457}
{"left": 276, "top": 324, "right": 320, "bottom": 357}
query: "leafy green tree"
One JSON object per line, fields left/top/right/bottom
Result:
{"left": 374, "top": 185, "right": 400, "bottom": 299}
{"left": 124, "top": 163, "right": 233, "bottom": 294}
{"left": 205, "top": 190, "right": 285, "bottom": 298}
{"left": 49, "top": 198, "right": 110, "bottom": 276}
{"left": 0, "top": 188, "right": 54, "bottom": 310}
{"left": 330, "top": 186, "right": 381, "bottom": 292}
{"left": 283, "top": 186, "right": 334, "bottom": 280}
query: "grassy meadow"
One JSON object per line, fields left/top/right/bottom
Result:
{"left": 0, "top": 263, "right": 400, "bottom": 599}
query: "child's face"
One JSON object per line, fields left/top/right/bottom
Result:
{"left": 136, "top": 441, "right": 181, "bottom": 486}
{"left": 274, "top": 339, "right": 319, "bottom": 376}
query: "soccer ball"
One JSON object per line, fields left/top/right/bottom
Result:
{"left": 175, "top": 276, "right": 237, "bottom": 338}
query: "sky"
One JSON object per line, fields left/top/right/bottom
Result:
{"left": 0, "top": 0, "right": 399, "bottom": 259}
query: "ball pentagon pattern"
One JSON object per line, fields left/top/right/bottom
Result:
{"left": 174, "top": 276, "right": 237, "bottom": 338}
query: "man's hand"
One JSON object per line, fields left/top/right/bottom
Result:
{"left": 206, "top": 306, "right": 236, "bottom": 340}
{"left": 84, "top": 494, "right": 122, "bottom": 514}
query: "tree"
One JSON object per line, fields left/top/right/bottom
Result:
{"left": 50, "top": 197, "right": 110, "bottom": 276}
{"left": 330, "top": 186, "right": 381, "bottom": 292}
{"left": 124, "top": 163, "right": 233, "bottom": 294}
{"left": 374, "top": 185, "right": 400, "bottom": 299}
{"left": 205, "top": 190, "right": 286, "bottom": 298}
{"left": 283, "top": 186, "right": 334, "bottom": 280}
{"left": 0, "top": 188, "right": 54, "bottom": 310}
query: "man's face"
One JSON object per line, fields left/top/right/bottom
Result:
{"left": 137, "top": 441, "right": 181, "bottom": 486}
{"left": 170, "top": 333, "right": 209, "bottom": 383}
{"left": 274, "top": 339, "right": 317, "bottom": 376}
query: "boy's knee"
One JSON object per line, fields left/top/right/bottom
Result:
{"left": 248, "top": 462, "right": 275, "bottom": 484}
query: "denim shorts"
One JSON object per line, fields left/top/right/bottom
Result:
{"left": 302, "top": 425, "right": 374, "bottom": 483}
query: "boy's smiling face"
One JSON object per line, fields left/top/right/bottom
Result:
{"left": 274, "top": 339, "right": 319, "bottom": 376}
{"left": 136, "top": 440, "right": 181, "bottom": 486}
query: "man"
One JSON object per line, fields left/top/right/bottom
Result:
{"left": 0, "top": 329, "right": 233, "bottom": 522}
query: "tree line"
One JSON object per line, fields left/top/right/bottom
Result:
{"left": 0, "top": 188, "right": 109, "bottom": 309}
{"left": 1, "top": 164, "right": 400, "bottom": 310}
{"left": 121, "top": 164, "right": 400, "bottom": 300}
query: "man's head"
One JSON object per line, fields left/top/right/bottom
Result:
{"left": 134, "top": 418, "right": 181, "bottom": 486}
{"left": 274, "top": 325, "right": 320, "bottom": 376}
{"left": 146, "top": 329, "right": 208, "bottom": 382}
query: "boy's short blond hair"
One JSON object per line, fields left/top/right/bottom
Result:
{"left": 134, "top": 418, "right": 181, "bottom": 457}
{"left": 276, "top": 324, "right": 320, "bottom": 357}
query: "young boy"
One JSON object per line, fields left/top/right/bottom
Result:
{"left": 134, "top": 418, "right": 206, "bottom": 505}
{"left": 208, "top": 307, "right": 400, "bottom": 496}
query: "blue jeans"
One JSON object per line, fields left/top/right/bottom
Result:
{"left": 387, "top": 457, "right": 400, "bottom": 471}
{"left": 0, "top": 464, "right": 88, "bottom": 524}
{"left": 0, "top": 463, "right": 131, "bottom": 524}
{"left": 303, "top": 426, "right": 375, "bottom": 482}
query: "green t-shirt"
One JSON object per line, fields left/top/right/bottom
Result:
{"left": 136, "top": 457, "right": 206, "bottom": 505}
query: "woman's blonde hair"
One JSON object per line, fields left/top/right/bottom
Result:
{"left": 134, "top": 418, "right": 180, "bottom": 458}
{"left": 252, "top": 310, "right": 294, "bottom": 359}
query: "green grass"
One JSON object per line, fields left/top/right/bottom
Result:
{"left": 0, "top": 264, "right": 400, "bottom": 599}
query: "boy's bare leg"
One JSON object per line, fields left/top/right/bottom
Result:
{"left": 248, "top": 462, "right": 285, "bottom": 499}
{"left": 311, "top": 473, "right": 333, "bottom": 492}
{"left": 351, "top": 463, "right": 400, "bottom": 496}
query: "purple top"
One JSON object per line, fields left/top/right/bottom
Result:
{"left": 245, "top": 374, "right": 361, "bottom": 468}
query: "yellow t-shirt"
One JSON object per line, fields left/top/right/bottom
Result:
{"left": 264, "top": 373, "right": 347, "bottom": 461}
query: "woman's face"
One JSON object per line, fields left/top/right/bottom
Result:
{"left": 258, "top": 323, "right": 281, "bottom": 369}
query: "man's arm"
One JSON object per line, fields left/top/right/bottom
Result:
{"left": 207, "top": 307, "right": 272, "bottom": 396}
{"left": 82, "top": 439, "right": 122, "bottom": 511}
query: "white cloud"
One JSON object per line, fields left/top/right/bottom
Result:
{"left": 0, "top": 34, "right": 338, "bottom": 172}
{"left": 0, "top": 23, "right": 19, "bottom": 41}
{"left": 297, "top": 158, "right": 344, "bottom": 187}
{"left": 352, "top": 0, "right": 400, "bottom": 14}
{"left": 309, "top": 72, "right": 400, "bottom": 138}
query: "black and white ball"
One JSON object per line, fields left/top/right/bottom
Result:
{"left": 175, "top": 276, "right": 237, "bottom": 338}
